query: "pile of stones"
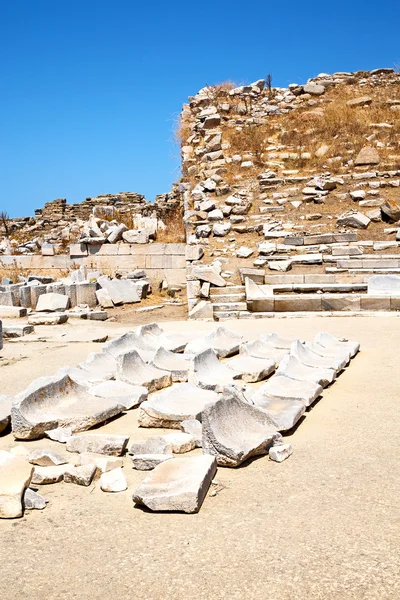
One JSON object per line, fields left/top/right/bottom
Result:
{"left": 0, "top": 323, "right": 359, "bottom": 516}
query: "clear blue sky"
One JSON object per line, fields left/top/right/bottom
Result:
{"left": 1, "top": 0, "right": 399, "bottom": 217}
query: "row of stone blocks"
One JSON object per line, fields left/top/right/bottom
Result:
{"left": 0, "top": 282, "right": 97, "bottom": 309}
{"left": 70, "top": 242, "right": 186, "bottom": 259}
{"left": 248, "top": 294, "right": 400, "bottom": 312}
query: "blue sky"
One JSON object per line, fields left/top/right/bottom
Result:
{"left": 1, "top": 0, "right": 399, "bottom": 217}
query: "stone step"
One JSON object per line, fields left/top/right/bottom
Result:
{"left": 210, "top": 294, "right": 246, "bottom": 303}
{"left": 210, "top": 285, "right": 245, "bottom": 295}
{"left": 273, "top": 283, "right": 367, "bottom": 294}
{"left": 212, "top": 302, "right": 247, "bottom": 312}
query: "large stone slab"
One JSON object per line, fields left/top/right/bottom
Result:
{"left": 136, "top": 323, "right": 190, "bottom": 353}
{"left": 239, "top": 339, "right": 287, "bottom": 365}
{"left": 185, "top": 327, "right": 243, "bottom": 358}
{"left": 190, "top": 265, "right": 226, "bottom": 287}
{"left": 98, "top": 278, "right": 141, "bottom": 304}
{"left": 251, "top": 396, "right": 305, "bottom": 432}
{"left": 151, "top": 347, "right": 190, "bottom": 382}
{"left": 314, "top": 332, "right": 360, "bottom": 358}
{"left": 88, "top": 380, "right": 148, "bottom": 409}
{"left": 253, "top": 375, "right": 323, "bottom": 407}
{"left": 202, "top": 394, "right": 280, "bottom": 467}
{"left": 11, "top": 374, "right": 125, "bottom": 440}
{"left": 290, "top": 340, "right": 344, "bottom": 372}
{"left": 277, "top": 353, "right": 336, "bottom": 387}
{"left": 78, "top": 351, "right": 118, "bottom": 381}
{"left": 367, "top": 275, "right": 400, "bottom": 296}
{"left": 103, "top": 333, "right": 157, "bottom": 363}
{"left": 0, "top": 452, "right": 34, "bottom": 518}
{"left": 66, "top": 433, "right": 129, "bottom": 456}
{"left": 305, "top": 341, "right": 351, "bottom": 366}
{"left": 226, "top": 355, "right": 275, "bottom": 382}
{"left": 36, "top": 293, "right": 70, "bottom": 312}
{"left": 117, "top": 350, "right": 172, "bottom": 392}
{"left": 132, "top": 455, "right": 217, "bottom": 513}
{"left": 138, "top": 383, "right": 219, "bottom": 428}
{"left": 192, "top": 348, "right": 240, "bottom": 391}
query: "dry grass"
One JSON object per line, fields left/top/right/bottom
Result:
{"left": 157, "top": 204, "right": 186, "bottom": 243}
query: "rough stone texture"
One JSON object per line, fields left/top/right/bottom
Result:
{"left": 100, "top": 468, "right": 127, "bottom": 492}
{"left": 28, "top": 313, "right": 69, "bottom": 326}
{"left": 36, "top": 293, "right": 69, "bottom": 312}
{"left": 276, "top": 353, "right": 336, "bottom": 387}
{"left": 191, "top": 266, "right": 226, "bottom": 287}
{"left": 252, "top": 374, "right": 323, "bottom": 407}
{"left": 66, "top": 433, "right": 129, "bottom": 456}
{"left": 202, "top": 394, "right": 280, "bottom": 467}
{"left": 0, "top": 395, "right": 13, "bottom": 434}
{"left": 23, "top": 488, "right": 47, "bottom": 510}
{"left": 138, "top": 383, "right": 218, "bottom": 429}
{"left": 269, "top": 444, "right": 293, "bottom": 462}
{"left": 252, "top": 396, "right": 305, "bottom": 432}
{"left": 192, "top": 348, "right": 240, "bottom": 391}
{"left": 12, "top": 374, "right": 125, "bottom": 440}
{"left": 64, "top": 464, "right": 97, "bottom": 486}
{"left": 226, "top": 355, "right": 275, "bottom": 383}
{"left": 131, "top": 454, "right": 174, "bottom": 471}
{"left": 188, "top": 300, "right": 214, "bottom": 320}
{"left": 78, "top": 453, "right": 123, "bottom": 473}
{"left": 88, "top": 380, "right": 148, "bottom": 410}
{"left": 28, "top": 449, "right": 68, "bottom": 467}
{"left": 292, "top": 340, "right": 346, "bottom": 371}
{"left": 129, "top": 437, "right": 173, "bottom": 456}
{"left": 117, "top": 350, "right": 172, "bottom": 392}
{"left": 337, "top": 211, "right": 370, "bottom": 229}
{"left": 354, "top": 146, "right": 380, "bottom": 165}
{"left": 31, "top": 464, "right": 70, "bottom": 485}
{"left": 132, "top": 455, "right": 217, "bottom": 513}
{"left": 161, "top": 432, "right": 196, "bottom": 454}
{"left": 0, "top": 451, "right": 34, "bottom": 518}
{"left": 180, "top": 419, "right": 203, "bottom": 448}
{"left": 239, "top": 339, "right": 287, "bottom": 365}
{"left": 380, "top": 199, "right": 400, "bottom": 223}
{"left": 185, "top": 326, "right": 243, "bottom": 358}
{"left": 151, "top": 347, "right": 190, "bottom": 382}
{"left": 136, "top": 323, "right": 189, "bottom": 353}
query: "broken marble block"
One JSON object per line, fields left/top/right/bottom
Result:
{"left": 103, "top": 332, "right": 157, "bottom": 363}
{"left": 129, "top": 437, "right": 173, "bottom": 456}
{"left": 131, "top": 454, "right": 174, "bottom": 471}
{"left": 0, "top": 395, "right": 13, "bottom": 434}
{"left": 117, "top": 350, "right": 172, "bottom": 393}
{"left": 226, "top": 355, "right": 275, "bottom": 383}
{"left": 11, "top": 374, "right": 125, "bottom": 440}
{"left": 276, "top": 353, "right": 336, "bottom": 388}
{"left": 31, "top": 464, "right": 70, "bottom": 485}
{"left": 23, "top": 488, "right": 47, "bottom": 510}
{"left": 100, "top": 468, "right": 127, "bottom": 492}
{"left": 132, "top": 455, "right": 217, "bottom": 513}
{"left": 185, "top": 326, "right": 243, "bottom": 358}
{"left": 252, "top": 396, "right": 305, "bottom": 432}
{"left": 0, "top": 451, "right": 34, "bottom": 518}
{"left": 78, "top": 453, "right": 123, "bottom": 473}
{"left": 77, "top": 351, "right": 118, "bottom": 381}
{"left": 35, "top": 293, "right": 70, "bottom": 312}
{"left": 201, "top": 394, "right": 281, "bottom": 467}
{"left": 161, "top": 432, "right": 196, "bottom": 454}
{"left": 64, "top": 464, "right": 97, "bottom": 486}
{"left": 314, "top": 331, "right": 360, "bottom": 358}
{"left": 252, "top": 374, "right": 323, "bottom": 407}
{"left": 137, "top": 383, "right": 219, "bottom": 429}
{"left": 191, "top": 348, "right": 240, "bottom": 391}
{"left": 66, "top": 433, "right": 129, "bottom": 456}
{"left": 269, "top": 444, "right": 293, "bottom": 463}
{"left": 136, "top": 323, "right": 189, "bottom": 353}
{"left": 28, "top": 449, "right": 68, "bottom": 467}
{"left": 180, "top": 419, "right": 203, "bottom": 447}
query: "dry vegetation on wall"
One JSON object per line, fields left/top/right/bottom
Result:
{"left": 156, "top": 203, "right": 186, "bottom": 243}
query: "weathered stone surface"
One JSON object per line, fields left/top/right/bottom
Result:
{"left": 117, "top": 350, "right": 172, "bottom": 392}
{"left": 88, "top": 380, "right": 148, "bottom": 410}
{"left": 79, "top": 452, "right": 123, "bottom": 473}
{"left": 12, "top": 374, "right": 125, "bottom": 440}
{"left": 226, "top": 355, "right": 275, "bottom": 382}
{"left": 28, "top": 449, "right": 68, "bottom": 467}
{"left": 303, "top": 82, "right": 325, "bottom": 95}
{"left": 23, "top": 488, "right": 47, "bottom": 510}
{"left": 291, "top": 340, "right": 344, "bottom": 372}
{"left": 36, "top": 293, "right": 69, "bottom": 312}
{"left": 107, "top": 224, "right": 128, "bottom": 244}
{"left": 346, "top": 96, "right": 372, "bottom": 108}
{"left": 191, "top": 265, "right": 226, "bottom": 287}
{"left": 0, "top": 395, "right": 13, "bottom": 434}
{"left": 380, "top": 199, "right": 400, "bottom": 223}
{"left": 100, "top": 468, "right": 127, "bottom": 492}
{"left": 180, "top": 419, "right": 203, "bottom": 447}
{"left": 276, "top": 353, "right": 336, "bottom": 387}
{"left": 28, "top": 313, "right": 69, "bottom": 325}
{"left": 354, "top": 146, "right": 380, "bottom": 166}
{"left": 2, "top": 324, "right": 34, "bottom": 338}
{"left": 314, "top": 331, "right": 360, "bottom": 357}
{"left": 239, "top": 339, "right": 287, "bottom": 365}
{"left": 136, "top": 323, "right": 189, "bottom": 353}
{"left": 305, "top": 341, "right": 350, "bottom": 366}
{"left": 64, "top": 464, "right": 96, "bottom": 486}
{"left": 78, "top": 351, "right": 118, "bottom": 381}
{"left": 192, "top": 348, "right": 240, "bottom": 391}
{"left": 151, "top": 347, "right": 190, "bottom": 382}
{"left": 132, "top": 455, "right": 217, "bottom": 513}
{"left": 202, "top": 393, "right": 280, "bottom": 467}
{"left": 252, "top": 396, "right": 305, "bottom": 432}
{"left": 253, "top": 374, "right": 323, "bottom": 407}
{"left": 45, "top": 426, "right": 72, "bottom": 443}
{"left": 103, "top": 332, "right": 156, "bottom": 363}
{"left": 98, "top": 278, "right": 141, "bottom": 304}
{"left": 138, "top": 383, "right": 218, "bottom": 429}
{"left": 129, "top": 437, "right": 173, "bottom": 456}
{"left": 96, "top": 288, "right": 114, "bottom": 308}
{"left": 31, "top": 464, "right": 70, "bottom": 485}
{"left": 269, "top": 444, "right": 293, "bottom": 462}
{"left": 161, "top": 432, "right": 196, "bottom": 454}
{"left": 0, "top": 452, "right": 34, "bottom": 518}
{"left": 188, "top": 300, "right": 214, "bottom": 320}
{"left": 131, "top": 454, "right": 174, "bottom": 470}
{"left": 337, "top": 211, "right": 370, "bottom": 229}
{"left": 185, "top": 326, "right": 243, "bottom": 358}
{"left": 66, "top": 433, "right": 129, "bottom": 456}
{"left": 367, "top": 275, "right": 400, "bottom": 296}
{"left": 122, "top": 229, "right": 149, "bottom": 244}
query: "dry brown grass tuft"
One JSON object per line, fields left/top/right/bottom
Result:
{"left": 157, "top": 204, "right": 186, "bottom": 243}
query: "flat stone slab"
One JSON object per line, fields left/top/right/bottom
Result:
{"left": 132, "top": 455, "right": 217, "bottom": 513}
{"left": 2, "top": 325, "right": 34, "bottom": 338}
{"left": 78, "top": 351, "right": 118, "bottom": 381}
{"left": 28, "top": 313, "right": 69, "bottom": 325}
{"left": 202, "top": 394, "right": 280, "bottom": 467}
{"left": 186, "top": 327, "right": 243, "bottom": 358}
{"left": 28, "top": 449, "right": 68, "bottom": 467}
{"left": 0, "top": 451, "right": 34, "bottom": 518}
{"left": 64, "top": 464, "right": 96, "bottom": 486}
{"left": 192, "top": 348, "right": 240, "bottom": 391}
{"left": 136, "top": 323, "right": 190, "bottom": 353}
{"left": 277, "top": 354, "right": 336, "bottom": 388}
{"left": 129, "top": 437, "right": 173, "bottom": 455}
{"left": 66, "top": 433, "right": 129, "bottom": 456}
{"left": 151, "top": 347, "right": 190, "bottom": 382}
{"left": 314, "top": 332, "right": 360, "bottom": 357}
{"left": 103, "top": 333, "right": 157, "bottom": 363}
{"left": 367, "top": 274, "right": 400, "bottom": 296}
{"left": 251, "top": 396, "right": 305, "bottom": 432}
{"left": 0, "top": 395, "right": 13, "bottom": 434}
{"left": 239, "top": 339, "right": 287, "bottom": 365}
{"left": 79, "top": 453, "right": 123, "bottom": 473}
{"left": 117, "top": 350, "right": 172, "bottom": 393}
{"left": 161, "top": 432, "right": 196, "bottom": 454}
{"left": 252, "top": 375, "right": 323, "bottom": 407}
{"left": 88, "top": 380, "right": 147, "bottom": 410}
{"left": 0, "top": 306, "right": 27, "bottom": 319}
{"left": 12, "top": 374, "right": 125, "bottom": 440}
{"left": 290, "top": 340, "right": 344, "bottom": 372}
{"left": 31, "top": 464, "right": 70, "bottom": 484}
{"left": 305, "top": 341, "right": 350, "bottom": 366}
{"left": 226, "top": 355, "right": 275, "bottom": 383}
{"left": 138, "top": 383, "right": 219, "bottom": 429}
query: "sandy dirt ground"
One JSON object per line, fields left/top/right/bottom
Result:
{"left": 1, "top": 314, "right": 400, "bottom": 600}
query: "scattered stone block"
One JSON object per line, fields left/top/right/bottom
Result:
{"left": 31, "top": 464, "right": 70, "bottom": 485}
{"left": 269, "top": 444, "right": 293, "bottom": 462}
{"left": 64, "top": 464, "right": 96, "bottom": 486}
{"left": 226, "top": 355, "right": 275, "bottom": 382}
{"left": 117, "top": 350, "right": 172, "bottom": 392}
{"left": 100, "top": 468, "right": 127, "bottom": 492}
{"left": 180, "top": 419, "right": 202, "bottom": 447}
{"left": 36, "top": 293, "right": 69, "bottom": 312}
{"left": 192, "top": 348, "right": 240, "bottom": 391}
{"left": 151, "top": 347, "right": 190, "bottom": 382}
{"left": 79, "top": 453, "right": 123, "bottom": 473}
{"left": 0, "top": 396, "right": 13, "bottom": 434}
{"left": 88, "top": 380, "right": 148, "bottom": 410}
{"left": 354, "top": 146, "right": 380, "bottom": 166}
{"left": 253, "top": 374, "right": 323, "bottom": 407}
{"left": 24, "top": 488, "right": 47, "bottom": 510}
{"left": 28, "top": 313, "right": 69, "bottom": 325}
{"left": 131, "top": 454, "right": 174, "bottom": 470}
{"left": 367, "top": 275, "right": 400, "bottom": 296}
{"left": 28, "top": 449, "right": 68, "bottom": 467}
{"left": 0, "top": 452, "right": 34, "bottom": 518}
{"left": 252, "top": 396, "right": 305, "bottom": 432}
{"left": 161, "top": 432, "right": 196, "bottom": 454}
{"left": 66, "top": 433, "right": 129, "bottom": 456}
{"left": 132, "top": 455, "right": 217, "bottom": 513}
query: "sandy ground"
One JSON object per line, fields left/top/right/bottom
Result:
{"left": 1, "top": 315, "right": 400, "bottom": 600}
